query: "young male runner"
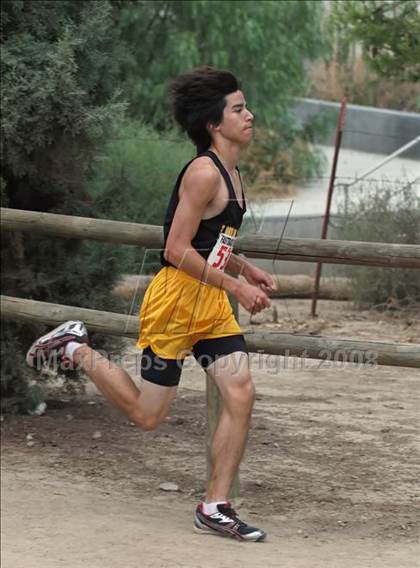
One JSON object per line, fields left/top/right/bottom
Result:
{"left": 27, "top": 66, "right": 276, "bottom": 542}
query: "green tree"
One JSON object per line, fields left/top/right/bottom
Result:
{"left": 330, "top": 0, "right": 420, "bottom": 82}
{"left": 104, "top": 0, "right": 329, "bottom": 195}
{"left": 115, "top": 0, "right": 329, "bottom": 127}
{"left": 1, "top": 0, "right": 126, "bottom": 411}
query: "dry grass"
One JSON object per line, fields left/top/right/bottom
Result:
{"left": 309, "top": 57, "right": 420, "bottom": 111}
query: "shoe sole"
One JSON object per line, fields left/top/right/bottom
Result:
{"left": 194, "top": 525, "right": 231, "bottom": 538}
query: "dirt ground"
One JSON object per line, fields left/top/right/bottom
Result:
{"left": 2, "top": 299, "right": 420, "bottom": 568}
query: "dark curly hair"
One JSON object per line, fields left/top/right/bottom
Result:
{"left": 170, "top": 66, "right": 241, "bottom": 154}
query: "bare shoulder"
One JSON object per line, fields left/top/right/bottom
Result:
{"left": 182, "top": 156, "right": 219, "bottom": 196}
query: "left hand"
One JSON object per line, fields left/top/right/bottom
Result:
{"left": 244, "top": 264, "right": 278, "bottom": 295}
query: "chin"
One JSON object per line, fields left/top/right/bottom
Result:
{"left": 230, "top": 133, "right": 253, "bottom": 147}
{"left": 239, "top": 133, "right": 253, "bottom": 145}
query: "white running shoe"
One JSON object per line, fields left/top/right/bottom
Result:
{"left": 194, "top": 502, "right": 267, "bottom": 542}
{"left": 26, "top": 320, "right": 89, "bottom": 370}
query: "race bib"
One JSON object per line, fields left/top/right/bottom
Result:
{"left": 207, "top": 225, "right": 237, "bottom": 271}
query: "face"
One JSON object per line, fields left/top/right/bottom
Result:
{"left": 211, "top": 90, "right": 254, "bottom": 146}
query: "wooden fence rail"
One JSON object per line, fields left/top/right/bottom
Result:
{"left": 2, "top": 296, "right": 419, "bottom": 369}
{"left": 114, "top": 274, "right": 353, "bottom": 301}
{"left": 2, "top": 208, "right": 420, "bottom": 268}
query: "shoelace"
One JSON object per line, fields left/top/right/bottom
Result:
{"left": 218, "top": 506, "right": 247, "bottom": 528}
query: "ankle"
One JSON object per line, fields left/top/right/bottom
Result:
{"left": 201, "top": 500, "right": 228, "bottom": 515}
{"left": 69, "top": 343, "right": 89, "bottom": 363}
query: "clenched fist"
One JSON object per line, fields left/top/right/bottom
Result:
{"left": 234, "top": 281, "right": 271, "bottom": 314}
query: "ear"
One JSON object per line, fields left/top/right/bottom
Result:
{"left": 207, "top": 121, "right": 221, "bottom": 133}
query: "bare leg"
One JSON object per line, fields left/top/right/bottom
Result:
{"left": 73, "top": 345, "right": 177, "bottom": 430}
{"left": 204, "top": 352, "right": 255, "bottom": 501}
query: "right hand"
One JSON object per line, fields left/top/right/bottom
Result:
{"left": 233, "top": 282, "right": 271, "bottom": 314}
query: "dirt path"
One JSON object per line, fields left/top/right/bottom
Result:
{"left": 2, "top": 458, "right": 418, "bottom": 568}
{"left": 2, "top": 300, "right": 420, "bottom": 567}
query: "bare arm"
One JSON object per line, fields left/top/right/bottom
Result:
{"left": 164, "top": 160, "right": 270, "bottom": 313}
{"left": 224, "top": 253, "right": 251, "bottom": 276}
{"left": 226, "top": 253, "right": 278, "bottom": 295}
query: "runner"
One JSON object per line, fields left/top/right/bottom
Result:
{"left": 26, "top": 66, "right": 277, "bottom": 542}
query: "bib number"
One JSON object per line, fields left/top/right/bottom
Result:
{"left": 207, "top": 232, "right": 235, "bottom": 271}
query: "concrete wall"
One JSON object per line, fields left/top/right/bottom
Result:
{"left": 294, "top": 98, "right": 420, "bottom": 159}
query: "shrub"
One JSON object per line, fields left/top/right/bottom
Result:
{"left": 1, "top": 0, "right": 126, "bottom": 412}
{"left": 336, "top": 182, "right": 420, "bottom": 308}
{"left": 89, "top": 120, "right": 194, "bottom": 275}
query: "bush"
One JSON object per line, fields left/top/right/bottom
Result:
{"left": 336, "top": 182, "right": 420, "bottom": 308}
{"left": 241, "top": 119, "right": 327, "bottom": 198}
{"left": 89, "top": 120, "right": 194, "bottom": 275}
{"left": 1, "top": 0, "right": 126, "bottom": 413}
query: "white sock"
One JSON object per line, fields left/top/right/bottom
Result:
{"left": 64, "top": 341, "right": 83, "bottom": 361}
{"left": 202, "top": 501, "right": 228, "bottom": 515}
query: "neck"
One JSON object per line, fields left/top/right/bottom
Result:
{"left": 209, "top": 141, "right": 241, "bottom": 174}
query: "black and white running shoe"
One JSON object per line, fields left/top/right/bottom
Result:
{"left": 26, "top": 320, "right": 89, "bottom": 371}
{"left": 194, "top": 502, "right": 267, "bottom": 542}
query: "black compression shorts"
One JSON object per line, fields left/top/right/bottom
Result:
{"left": 140, "top": 334, "right": 248, "bottom": 387}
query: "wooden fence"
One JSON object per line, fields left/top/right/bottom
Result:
{"left": 2, "top": 207, "right": 420, "bottom": 497}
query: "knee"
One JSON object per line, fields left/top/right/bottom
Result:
{"left": 224, "top": 379, "right": 256, "bottom": 411}
{"left": 128, "top": 410, "right": 163, "bottom": 431}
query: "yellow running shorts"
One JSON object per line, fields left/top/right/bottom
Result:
{"left": 138, "top": 266, "right": 243, "bottom": 360}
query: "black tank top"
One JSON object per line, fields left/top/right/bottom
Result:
{"left": 161, "top": 150, "right": 247, "bottom": 268}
